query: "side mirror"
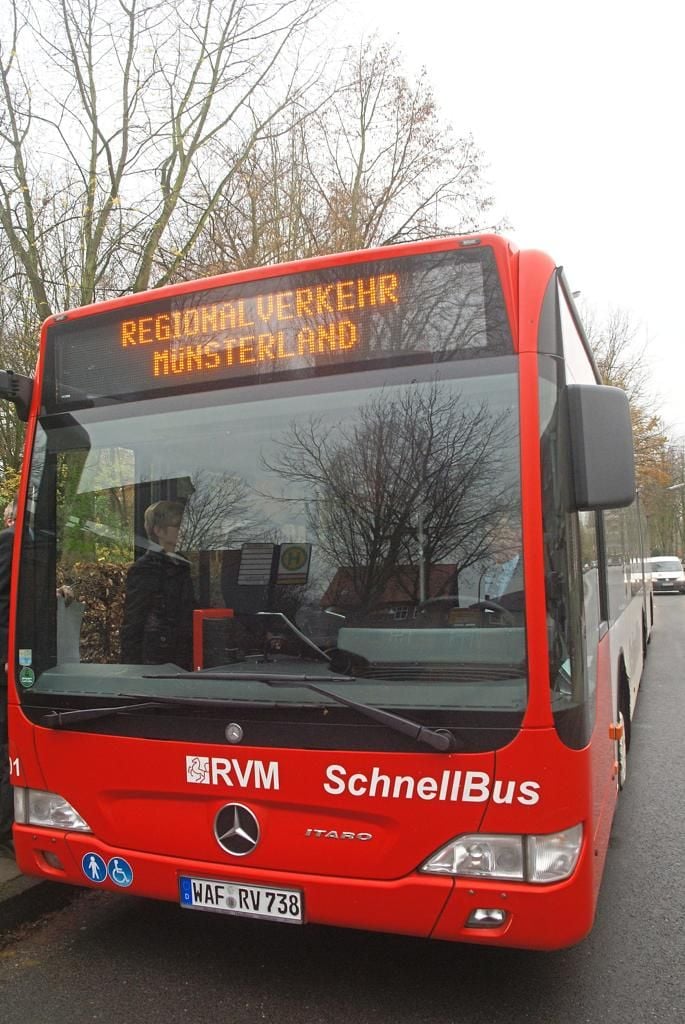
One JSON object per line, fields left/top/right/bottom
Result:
{"left": 0, "top": 369, "right": 33, "bottom": 421}
{"left": 567, "top": 384, "right": 635, "bottom": 510}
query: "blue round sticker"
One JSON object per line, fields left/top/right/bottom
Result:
{"left": 82, "top": 852, "right": 107, "bottom": 884}
{"left": 107, "top": 857, "right": 134, "bottom": 887}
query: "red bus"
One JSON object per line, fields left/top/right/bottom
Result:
{"left": 1, "top": 234, "right": 652, "bottom": 950}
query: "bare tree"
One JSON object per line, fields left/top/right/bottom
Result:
{"left": 0, "top": 0, "right": 328, "bottom": 320}
{"left": 265, "top": 382, "right": 517, "bottom": 612}
{"left": 0, "top": 237, "right": 38, "bottom": 471}
{"left": 584, "top": 304, "right": 669, "bottom": 489}
{"left": 307, "top": 39, "right": 498, "bottom": 248}
{"left": 0, "top": 4, "right": 504, "bottom": 482}
{"left": 179, "top": 470, "right": 256, "bottom": 551}
{"left": 182, "top": 37, "right": 502, "bottom": 272}
{"left": 583, "top": 303, "right": 676, "bottom": 554}
{"left": 584, "top": 306, "right": 651, "bottom": 406}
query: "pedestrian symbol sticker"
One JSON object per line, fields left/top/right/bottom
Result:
{"left": 82, "top": 852, "right": 107, "bottom": 883}
{"left": 107, "top": 857, "right": 134, "bottom": 887}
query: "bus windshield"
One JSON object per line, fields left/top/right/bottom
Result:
{"left": 17, "top": 359, "right": 526, "bottom": 736}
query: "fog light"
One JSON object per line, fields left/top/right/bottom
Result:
{"left": 42, "top": 851, "right": 64, "bottom": 870}
{"left": 466, "top": 908, "right": 507, "bottom": 928}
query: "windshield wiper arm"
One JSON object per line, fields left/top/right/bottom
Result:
{"left": 142, "top": 671, "right": 458, "bottom": 752}
{"left": 41, "top": 693, "right": 272, "bottom": 728}
{"left": 265, "top": 677, "right": 458, "bottom": 752}
{"left": 41, "top": 700, "right": 171, "bottom": 728}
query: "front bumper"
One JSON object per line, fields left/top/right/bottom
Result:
{"left": 13, "top": 826, "right": 595, "bottom": 950}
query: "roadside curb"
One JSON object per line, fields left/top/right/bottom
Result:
{"left": 0, "top": 871, "right": 80, "bottom": 935}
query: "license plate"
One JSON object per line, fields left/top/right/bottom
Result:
{"left": 179, "top": 876, "right": 303, "bottom": 923}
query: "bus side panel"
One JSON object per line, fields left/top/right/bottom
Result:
{"left": 485, "top": 727, "right": 589, "bottom": 834}
{"left": 622, "top": 594, "right": 647, "bottom": 718}
{"left": 589, "top": 629, "right": 618, "bottom": 905}
{"left": 591, "top": 588, "right": 645, "bottom": 900}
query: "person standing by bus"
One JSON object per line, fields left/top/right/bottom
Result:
{"left": 0, "top": 499, "right": 17, "bottom": 855}
{"left": 120, "top": 500, "right": 196, "bottom": 670}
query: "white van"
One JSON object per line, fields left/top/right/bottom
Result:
{"left": 645, "top": 555, "right": 685, "bottom": 593}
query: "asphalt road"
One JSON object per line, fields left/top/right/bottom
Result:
{"left": 1, "top": 596, "right": 684, "bottom": 1024}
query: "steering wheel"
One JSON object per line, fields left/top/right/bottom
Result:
{"left": 418, "top": 595, "right": 514, "bottom": 625}
{"left": 466, "top": 597, "right": 515, "bottom": 625}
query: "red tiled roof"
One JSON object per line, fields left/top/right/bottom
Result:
{"left": 321, "top": 564, "right": 458, "bottom": 607}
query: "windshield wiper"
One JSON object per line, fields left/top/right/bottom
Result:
{"left": 142, "top": 671, "right": 458, "bottom": 752}
{"left": 41, "top": 700, "right": 172, "bottom": 728}
{"left": 40, "top": 693, "right": 272, "bottom": 728}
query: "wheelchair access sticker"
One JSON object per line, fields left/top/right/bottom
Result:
{"left": 108, "top": 857, "right": 134, "bottom": 887}
{"left": 81, "top": 853, "right": 133, "bottom": 887}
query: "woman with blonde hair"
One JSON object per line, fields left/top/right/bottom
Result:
{"left": 120, "top": 500, "right": 196, "bottom": 669}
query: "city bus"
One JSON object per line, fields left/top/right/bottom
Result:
{"left": 0, "top": 233, "right": 652, "bottom": 950}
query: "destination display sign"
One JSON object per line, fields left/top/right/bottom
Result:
{"left": 47, "top": 247, "right": 512, "bottom": 408}
{"left": 121, "top": 270, "right": 398, "bottom": 379}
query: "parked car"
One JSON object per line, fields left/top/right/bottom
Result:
{"left": 645, "top": 555, "right": 685, "bottom": 593}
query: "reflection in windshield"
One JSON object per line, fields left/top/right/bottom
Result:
{"left": 18, "top": 365, "right": 526, "bottom": 722}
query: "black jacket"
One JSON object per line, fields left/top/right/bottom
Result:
{"left": 120, "top": 550, "right": 196, "bottom": 670}
{"left": 0, "top": 527, "right": 14, "bottom": 670}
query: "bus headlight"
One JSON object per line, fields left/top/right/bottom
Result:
{"left": 527, "top": 824, "right": 583, "bottom": 882}
{"left": 421, "top": 824, "right": 583, "bottom": 884}
{"left": 421, "top": 834, "right": 525, "bottom": 879}
{"left": 14, "top": 788, "right": 91, "bottom": 832}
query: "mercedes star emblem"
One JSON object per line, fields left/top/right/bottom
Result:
{"left": 214, "top": 803, "right": 260, "bottom": 856}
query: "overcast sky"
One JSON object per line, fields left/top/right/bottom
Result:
{"left": 348, "top": 0, "right": 684, "bottom": 439}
